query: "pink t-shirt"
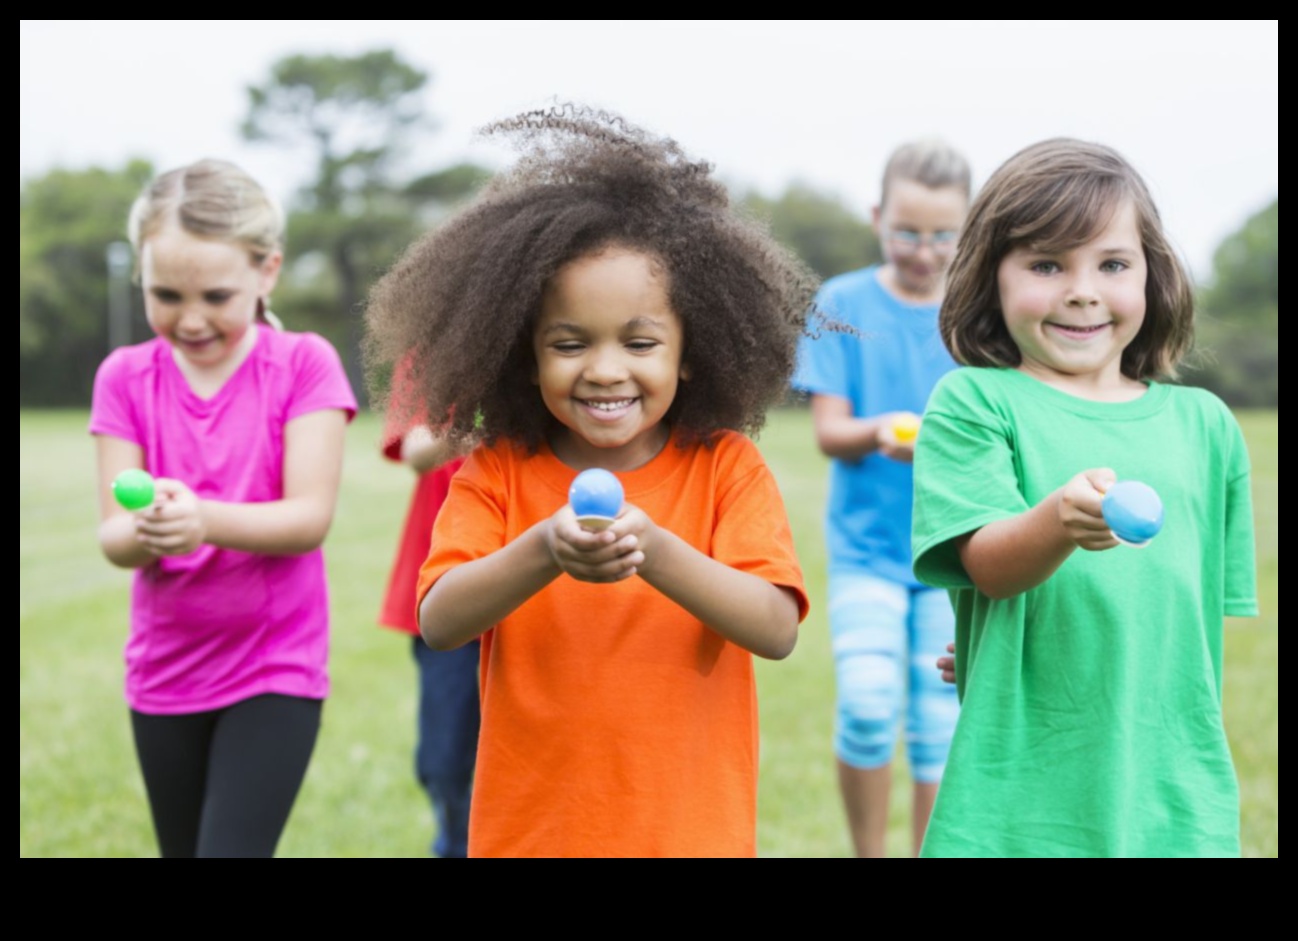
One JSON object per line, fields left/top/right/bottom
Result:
{"left": 89, "top": 326, "right": 357, "bottom": 714}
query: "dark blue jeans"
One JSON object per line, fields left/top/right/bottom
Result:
{"left": 412, "top": 637, "right": 481, "bottom": 858}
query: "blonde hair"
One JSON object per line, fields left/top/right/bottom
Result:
{"left": 128, "top": 158, "right": 285, "bottom": 324}
{"left": 129, "top": 158, "right": 283, "bottom": 262}
{"left": 880, "top": 138, "right": 972, "bottom": 207}
{"left": 941, "top": 138, "right": 1194, "bottom": 380}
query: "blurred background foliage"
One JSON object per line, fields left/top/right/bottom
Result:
{"left": 1184, "top": 199, "right": 1278, "bottom": 407}
{"left": 18, "top": 48, "right": 1277, "bottom": 409}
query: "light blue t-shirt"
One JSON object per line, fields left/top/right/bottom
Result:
{"left": 792, "top": 266, "right": 957, "bottom": 585}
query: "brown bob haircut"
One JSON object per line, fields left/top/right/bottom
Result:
{"left": 940, "top": 138, "right": 1194, "bottom": 381}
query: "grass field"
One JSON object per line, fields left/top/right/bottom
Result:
{"left": 19, "top": 406, "right": 1278, "bottom": 857}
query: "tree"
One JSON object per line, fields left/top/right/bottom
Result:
{"left": 242, "top": 49, "right": 490, "bottom": 403}
{"left": 20, "top": 160, "right": 154, "bottom": 405}
{"left": 1184, "top": 198, "right": 1278, "bottom": 407}
{"left": 741, "top": 181, "right": 880, "bottom": 280}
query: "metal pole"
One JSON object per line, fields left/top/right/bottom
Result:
{"left": 106, "top": 240, "right": 132, "bottom": 350}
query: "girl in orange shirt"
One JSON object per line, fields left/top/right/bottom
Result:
{"left": 364, "top": 104, "right": 820, "bottom": 857}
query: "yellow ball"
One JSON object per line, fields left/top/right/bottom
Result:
{"left": 891, "top": 415, "right": 921, "bottom": 443}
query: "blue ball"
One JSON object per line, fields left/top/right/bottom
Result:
{"left": 569, "top": 468, "right": 624, "bottom": 519}
{"left": 1102, "top": 480, "right": 1164, "bottom": 545}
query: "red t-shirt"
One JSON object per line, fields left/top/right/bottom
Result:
{"left": 377, "top": 429, "right": 465, "bottom": 635}
{"left": 417, "top": 431, "right": 808, "bottom": 857}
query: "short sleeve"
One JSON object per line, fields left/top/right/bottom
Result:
{"left": 712, "top": 439, "right": 810, "bottom": 622}
{"left": 287, "top": 333, "right": 358, "bottom": 424}
{"left": 88, "top": 348, "right": 143, "bottom": 445}
{"left": 415, "top": 448, "right": 508, "bottom": 613}
{"left": 1223, "top": 415, "right": 1259, "bottom": 617}
{"left": 791, "top": 284, "right": 853, "bottom": 399}
{"left": 911, "top": 374, "right": 1029, "bottom": 588}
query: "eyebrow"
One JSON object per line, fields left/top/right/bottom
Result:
{"left": 1015, "top": 241, "right": 1139, "bottom": 256}
{"left": 539, "top": 316, "right": 671, "bottom": 337}
{"left": 539, "top": 321, "right": 584, "bottom": 337}
{"left": 148, "top": 283, "right": 237, "bottom": 294}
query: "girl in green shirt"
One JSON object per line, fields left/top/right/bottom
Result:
{"left": 912, "top": 138, "right": 1257, "bottom": 857}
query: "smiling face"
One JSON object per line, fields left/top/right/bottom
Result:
{"left": 997, "top": 199, "right": 1148, "bottom": 398}
{"left": 533, "top": 248, "right": 687, "bottom": 471}
{"left": 140, "top": 222, "right": 281, "bottom": 374}
{"left": 873, "top": 178, "right": 969, "bottom": 303}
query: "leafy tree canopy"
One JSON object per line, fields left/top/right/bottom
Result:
{"left": 243, "top": 49, "right": 491, "bottom": 403}
{"left": 741, "top": 181, "right": 880, "bottom": 281}
{"left": 1185, "top": 198, "right": 1277, "bottom": 407}
{"left": 20, "top": 160, "right": 154, "bottom": 405}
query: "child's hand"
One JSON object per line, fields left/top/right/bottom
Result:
{"left": 1059, "top": 468, "right": 1120, "bottom": 551}
{"left": 936, "top": 642, "right": 956, "bottom": 684}
{"left": 876, "top": 411, "right": 919, "bottom": 464}
{"left": 133, "top": 477, "right": 207, "bottom": 556}
{"left": 546, "top": 504, "right": 644, "bottom": 583}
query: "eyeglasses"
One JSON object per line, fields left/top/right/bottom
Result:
{"left": 883, "top": 228, "right": 959, "bottom": 255}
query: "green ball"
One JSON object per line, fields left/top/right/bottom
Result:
{"left": 113, "top": 469, "right": 155, "bottom": 511}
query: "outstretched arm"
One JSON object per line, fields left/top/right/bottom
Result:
{"left": 196, "top": 408, "right": 348, "bottom": 553}
{"left": 95, "top": 434, "right": 159, "bottom": 568}
{"left": 810, "top": 394, "right": 917, "bottom": 464}
{"left": 631, "top": 517, "right": 800, "bottom": 660}
{"left": 421, "top": 498, "right": 800, "bottom": 660}
{"left": 94, "top": 409, "right": 349, "bottom": 566}
{"left": 420, "top": 501, "right": 653, "bottom": 650}
{"left": 958, "top": 468, "right": 1119, "bottom": 599}
{"left": 419, "top": 518, "right": 564, "bottom": 651}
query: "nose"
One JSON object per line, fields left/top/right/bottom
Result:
{"left": 1065, "top": 270, "right": 1099, "bottom": 306}
{"left": 176, "top": 305, "right": 208, "bottom": 333}
{"left": 583, "top": 344, "right": 629, "bottom": 385}
{"left": 912, "top": 241, "right": 939, "bottom": 261}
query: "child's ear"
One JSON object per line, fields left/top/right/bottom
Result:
{"left": 679, "top": 362, "right": 691, "bottom": 381}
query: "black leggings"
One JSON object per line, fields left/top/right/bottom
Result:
{"left": 130, "top": 694, "right": 322, "bottom": 858}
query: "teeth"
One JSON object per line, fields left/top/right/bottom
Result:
{"left": 585, "top": 399, "right": 633, "bottom": 411}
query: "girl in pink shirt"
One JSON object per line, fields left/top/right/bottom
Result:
{"left": 90, "top": 159, "right": 356, "bottom": 857}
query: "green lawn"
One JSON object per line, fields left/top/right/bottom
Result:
{"left": 19, "top": 407, "right": 1277, "bottom": 857}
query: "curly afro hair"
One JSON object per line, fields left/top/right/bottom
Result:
{"left": 364, "top": 103, "right": 823, "bottom": 452}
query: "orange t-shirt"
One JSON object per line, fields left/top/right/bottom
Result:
{"left": 417, "top": 430, "right": 808, "bottom": 857}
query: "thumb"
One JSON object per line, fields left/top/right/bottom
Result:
{"left": 1088, "top": 468, "right": 1118, "bottom": 495}
{"left": 151, "top": 477, "right": 189, "bottom": 500}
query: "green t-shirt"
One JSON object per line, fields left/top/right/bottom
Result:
{"left": 912, "top": 368, "right": 1257, "bottom": 857}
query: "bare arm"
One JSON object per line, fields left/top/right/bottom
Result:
{"left": 958, "top": 468, "right": 1119, "bottom": 599}
{"left": 631, "top": 517, "right": 800, "bottom": 660}
{"left": 419, "top": 518, "right": 565, "bottom": 650}
{"left": 95, "top": 434, "right": 158, "bottom": 568}
{"left": 400, "top": 424, "right": 469, "bottom": 475}
{"left": 421, "top": 497, "right": 800, "bottom": 660}
{"left": 96, "top": 409, "right": 349, "bottom": 564}
{"left": 196, "top": 408, "right": 349, "bottom": 553}
{"left": 809, "top": 394, "right": 917, "bottom": 464}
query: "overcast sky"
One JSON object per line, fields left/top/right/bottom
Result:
{"left": 20, "top": 20, "right": 1278, "bottom": 281}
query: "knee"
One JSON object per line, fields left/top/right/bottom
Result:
{"left": 835, "top": 678, "right": 900, "bottom": 770}
{"left": 906, "top": 685, "right": 960, "bottom": 782}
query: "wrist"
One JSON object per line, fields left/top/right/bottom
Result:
{"left": 195, "top": 498, "right": 212, "bottom": 548}
{"left": 862, "top": 415, "right": 885, "bottom": 454}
